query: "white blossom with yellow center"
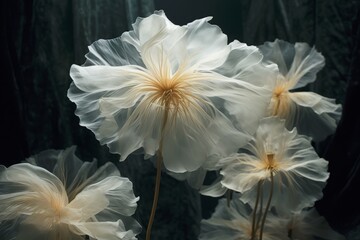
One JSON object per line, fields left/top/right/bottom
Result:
{"left": 0, "top": 147, "right": 140, "bottom": 240}
{"left": 68, "top": 11, "right": 276, "bottom": 173}
{"left": 258, "top": 39, "right": 342, "bottom": 141}
{"left": 218, "top": 117, "right": 329, "bottom": 212}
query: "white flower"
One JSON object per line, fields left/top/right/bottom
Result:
{"left": 258, "top": 39, "right": 342, "bottom": 141}
{"left": 283, "top": 208, "right": 345, "bottom": 240}
{"left": 68, "top": 10, "right": 275, "bottom": 173}
{"left": 199, "top": 197, "right": 288, "bottom": 240}
{"left": 219, "top": 117, "right": 329, "bottom": 212}
{"left": 0, "top": 146, "right": 141, "bottom": 240}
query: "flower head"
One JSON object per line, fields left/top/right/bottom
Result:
{"left": 219, "top": 117, "right": 329, "bottom": 211}
{"left": 259, "top": 39, "right": 342, "bottom": 141}
{"left": 68, "top": 10, "right": 275, "bottom": 173}
{"left": 0, "top": 146, "right": 140, "bottom": 240}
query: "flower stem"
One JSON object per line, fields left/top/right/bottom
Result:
{"left": 146, "top": 151, "right": 163, "bottom": 240}
{"left": 251, "top": 180, "right": 263, "bottom": 240}
{"left": 226, "top": 190, "right": 233, "bottom": 207}
{"left": 259, "top": 171, "right": 274, "bottom": 240}
{"left": 146, "top": 107, "right": 169, "bottom": 240}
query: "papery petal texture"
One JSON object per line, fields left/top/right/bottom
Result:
{"left": 0, "top": 146, "right": 140, "bottom": 240}
{"left": 280, "top": 208, "right": 346, "bottom": 240}
{"left": 68, "top": 10, "right": 275, "bottom": 173}
{"left": 219, "top": 117, "right": 329, "bottom": 212}
{"left": 199, "top": 197, "right": 288, "bottom": 240}
{"left": 259, "top": 39, "right": 342, "bottom": 141}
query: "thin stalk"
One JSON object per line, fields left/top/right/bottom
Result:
{"left": 255, "top": 184, "right": 263, "bottom": 232}
{"left": 251, "top": 180, "right": 263, "bottom": 240}
{"left": 145, "top": 151, "right": 163, "bottom": 240}
{"left": 259, "top": 171, "right": 274, "bottom": 240}
{"left": 226, "top": 190, "right": 233, "bottom": 207}
{"left": 146, "top": 107, "right": 169, "bottom": 240}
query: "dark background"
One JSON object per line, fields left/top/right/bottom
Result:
{"left": 2, "top": 0, "right": 360, "bottom": 239}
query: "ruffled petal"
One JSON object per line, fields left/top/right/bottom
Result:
{"left": 73, "top": 220, "right": 140, "bottom": 240}
{"left": 281, "top": 208, "right": 346, "bottom": 240}
{"left": 197, "top": 75, "right": 273, "bottom": 136}
{"left": 199, "top": 198, "right": 288, "bottom": 240}
{"left": 121, "top": 10, "right": 177, "bottom": 52}
{"left": 288, "top": 42, "right": 325, "bottom": 89}
{"left": 0, "top": 163, "right": 68, "bottom": 222}
{"left": 66, "top": 176, "right": 140, "bottom": 239}
{"left": 200, "top": 177, "right": 227, "bottom": 197}
{"left": 217, "top": 117, "right": 329, "bottom": 212}
{"left": 259, "top": 39, "right": 325, "bottom": 89}
{"left": 84, "top": 36, "right": 144, "bottom": 67}
{"left": 216, "top": 40, "right": 278, "bottom": 88}
{"left": 182, "top": 16, "right": 229, "bottom": 70}
{"left": 288, "top": 92, "right": 342, "bottom": 141}
{"left": 220, "top": 153, "right": 268, "bottom": 193}
{"left": 259, "top": 39, "right": 294, "bottom": 77}
{"left": 69, "top": 64, "right": 147, "bottom": 93}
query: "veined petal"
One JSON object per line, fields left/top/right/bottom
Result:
{"left": 279, "top": 208, "right": 346, "bottom": 240}
{"left": 85, "top": 37, "right": 144, "bottom": 67}
{"left": 196, "top": 75, "right": 273, "bottom": 135}
{"left": 182, "top": 16, "right": 229, "bottom": 70}
{"left": 73, "top": 220, "right": 140, "bottom": 240}
{"left": 288, "top": 42, "right": 325, "bottom": 89}
{"left": 121, "top": 10, "right": 177, "bottom": 52}
{"left": 217, "top": 117, "right": 329, "bottom": 212}
{"left": 69, "top": 65, "right": 149, "bottom": 93}
{"left": 162, "top": 106, "right": 248, "bottom": 173}
{"left": 0, "top": 163, "right": 68, "bottom": 222}
{"left": 290, "top": 91, "right": 342, "bottom": 115}
{"left": 288, "top": 92, "right": 342, "bottom": 141}
{"left": 259, "top": 39, "right": 325, "bottom": 89}
{"left": 216, "top": 40, "right": 278, "bottom": 88}
{"left": 259, "top": 39, "right": 294, "bottom": 77}
{"left": 200, "top": 176, "right": 227, "bottom": 197}
{"left": 199, "top": 198, "right": 288, "bottom": 240}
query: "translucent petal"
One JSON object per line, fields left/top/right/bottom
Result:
{"left": 259, "top": 39, "right": 325, "bottom": 89}
{"left": 216, "top": 40, "right": 278, "bottom": 88}
{"left": 68, "top": 11, "right": 277, "bottom": 174}
{"left": 182, "top": 16, "right": 229, "bottom": 70}
{"left": 200, "top": 177, "right": 227, "bottom": 197}
{"left": 84, "top": 36, "right": 144, "bottom": 67}
{"left": 288, "top": 42, "right": 325, "bottom": 89}
{"left": 73, "top": 220, "right": 140, "bottom": 240}
{"left": 199, "top": 198, "right": 288, "bottom": 240}
{"left": 197, "top": 75, "right": 273, "bottom": 135}
{"left": 0, "top": 163, "right": 68, "bottom": 222}
{"left": 86, "top": 176, "right": 138, "bottom": 219}
{"left": 122, "top": 10, "right": 177, "bottom": 52}
{"left": 69, "top": 64, "right": 148, "bottom": 93}
{"left": 162, "top": 108, "right": 248, "bottom": 173}
{"left": 259, "top": 39, "right": 294, "bottom": 77}
{"left": 218, "top": 117, "right": 329, "bottom": 212}
{"left": 288, "top": 92, "right": 342, "bottom": 141}
{"left": 280, "top": 208, "right": 346, "bottom": 240}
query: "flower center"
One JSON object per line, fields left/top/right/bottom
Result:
{"left": 271, "top": 83, "right": 290, "bottom": 117}
{"left": 263, "top": 153, "right": 278, "bottom": 171}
